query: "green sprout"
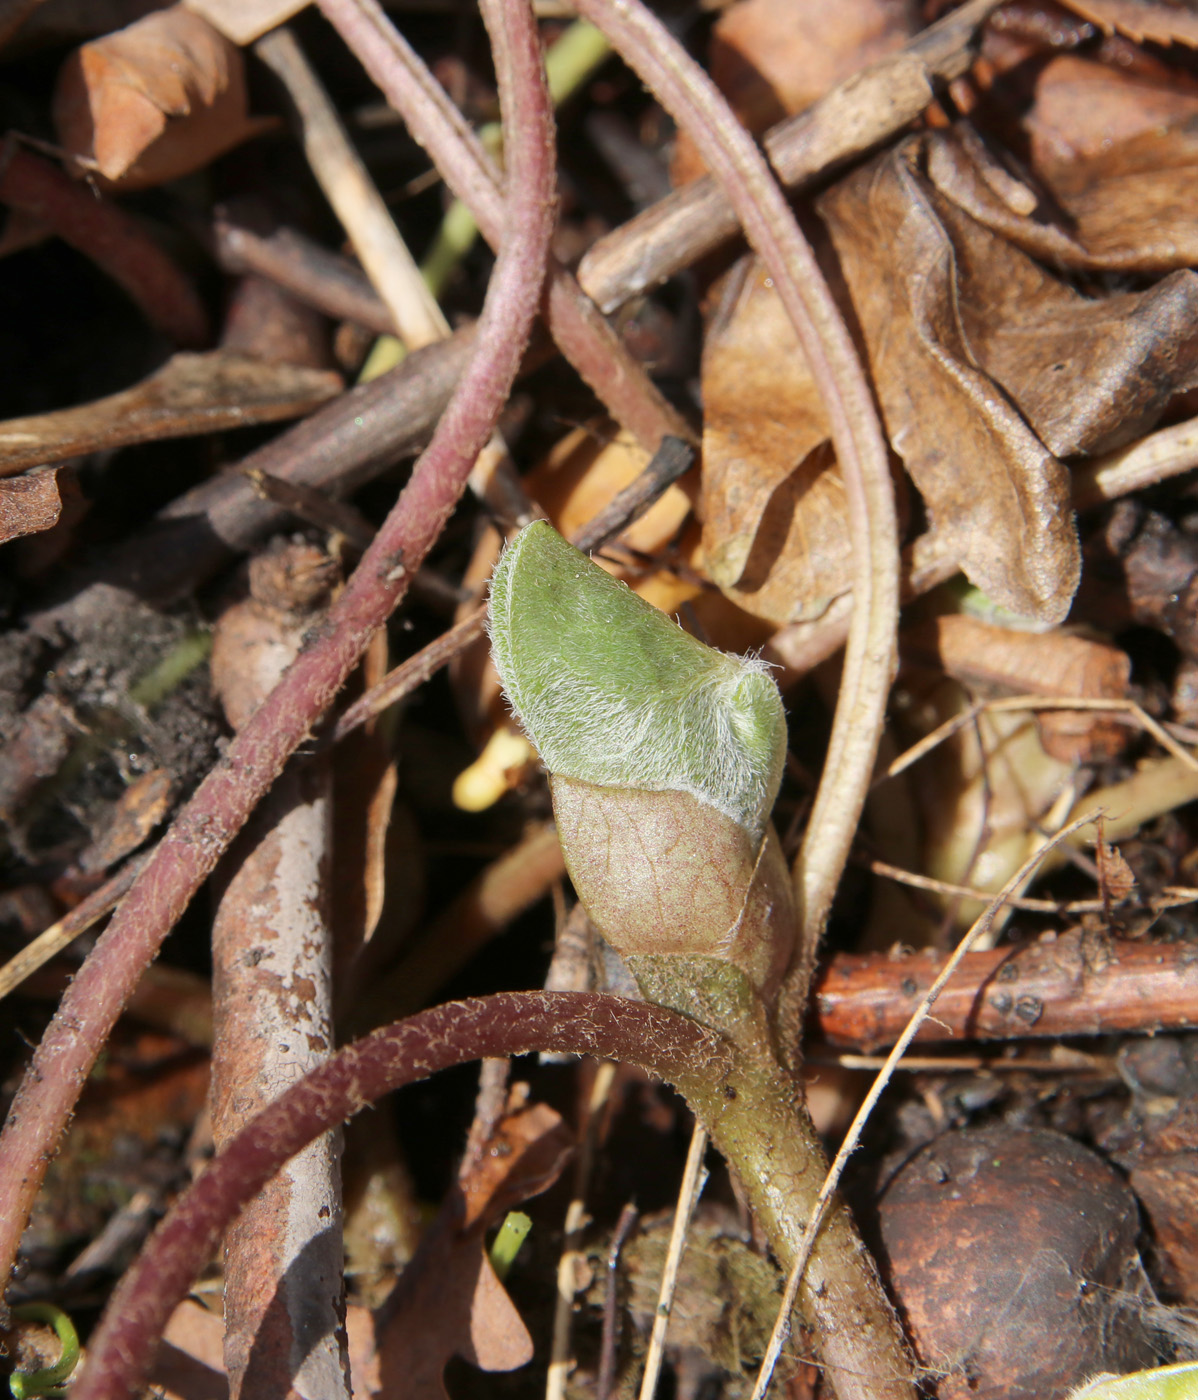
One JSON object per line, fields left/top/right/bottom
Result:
{"left": 9, "top": 1304, "right": 80, "bottom": 1400}
{"left": 490, "top": 520, "right": 786, "bottom": 841}
{"left": 489, "top": 1210, "right": 532, "bottom": 1282}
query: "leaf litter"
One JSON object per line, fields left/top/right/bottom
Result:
{"left": 1, "top": 1, "right": 1198, "bottom": 1399}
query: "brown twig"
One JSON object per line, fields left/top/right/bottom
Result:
{"left": 0, "top": 0, "right": 557, "bottom": 1292}
{"left": 213, "top": 218, "right": 395, "bottom": 335}
{"left": 0, "top": 354, "right": 343, "bottom": 477}
{"left": 813, "top": 927, "right": 1198, "bottom": 1051}
{"left": 208, "top": 550, "right": 347, "bottom": 1400}
{"left": 0, "top": 140, "right": 208, "bottom": 346}
{"left": 316, "top": 0, "right": 694, "bottom": 456}
{"left": 575, "top": 0, "right": 1003, "bottom": 311}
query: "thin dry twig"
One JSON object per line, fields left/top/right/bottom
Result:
{"left": 751, "top": 810, "right": 1101, "bottom": 1400}
{"left": 598, "top": 1202, "right": 640, "bottom": 1400}
{"left": 0, "top": 0, "right": 557, "bottom": 1288}
{"left": 637, "top": 1122, "right": 709, "bottom": 1400}
{"left": 886, "top": 695, "right": 1198, "bottom": 783}
{"left": 546, "top": 1061, "right": 618, "bottom": 1400}
{"left": 255, "top": 25, "right": 444, "bottom": 350}
{"left": 866, "top": 856, "right": 1198, "bottom": 914}
{"left": 1074, "top": 413, "right": 1198, "bottom": 509}
{"left": 0, "top": 855, "right": 146, "bottom": 1003}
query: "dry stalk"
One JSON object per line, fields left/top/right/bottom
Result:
{"left": 208, "top": 547, "right": 347, "bottom": 1400}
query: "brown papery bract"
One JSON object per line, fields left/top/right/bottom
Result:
{"left": 551, "top": 776, "right": 796, "bottom": 1007}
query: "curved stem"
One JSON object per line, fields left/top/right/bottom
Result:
{"left": 567, "top": 0, "right": 900, "bottom": 983}
{"left": 71, "top": 993, "right": 727, "bottom": 1400}
{"left": 0, "top": 0, "right": 556, "bottom": 1292}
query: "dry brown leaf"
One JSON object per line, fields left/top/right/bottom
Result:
{"left": 0, "top": 353, "right": 343, "bottom": 478}
{"left": 819, "top": 140, "right": 1079, "bottom": 623}
{"left": 910, "top": 614, "right": 1132, "bottom": 764}
{"left": 369, "top": 1102, "right": 573, "bottom": 1400}
{"left": 923, "top": 158, "right": 1198, "bottom": 456}
{"left": 0, "top": 466, "right": 66, "bottom": 544}
{"left": 53, "top": 4, "right": 267, "bottom": 190}
{"left": 960, "top": 52, "right": 1198, "bottom": 273}
{"left": 1057, "top": 0, "right": 1198, "bottom": 46}
{"left": 673, "top": 0, "right": 917, "bottom": 183}
{"left": 151, "top": 1299, "right": 226, "bottom": 1400}
{"left": 151, "top": 1297, "right": 381, "bottom": 1400}
{"left": 699, "top": 259, "right": 853, "bottom": 625}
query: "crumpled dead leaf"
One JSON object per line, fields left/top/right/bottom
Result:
{"left": 0, "top": 466, "right": 68, "bottom": 544}
{"left": 923, "top": 149, "right": 1198, "bottom": 457}
{"left": 367, "top": 1100, "right": 574, "bottom": 1400}
{"left": 53, "top": 4, "right": 268, "bottom": 190}
{"left": 701, "top": 101, "right": 1198, "bottom": 629}
{"left": 818, "top": 139, "right": 1079, "bottom": 623}
{"left": 961, "top": 48, "right": 1198, "bottom": 272}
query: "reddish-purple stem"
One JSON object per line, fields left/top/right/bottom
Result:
{"left": 0, "top": 1, "right": 556, "bottom": 1290}
{"left": 317, "top": 0, "right": 693, "bottom": 454}
{"left": 0, "top": 142, "right": 208, "bottom": 346}
{"left": 73, "top": 993, "right": 725, "bottom": 1400}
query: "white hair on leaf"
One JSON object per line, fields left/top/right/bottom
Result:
{"left": 488, "top": 521, "right": 787, "bottom": 839}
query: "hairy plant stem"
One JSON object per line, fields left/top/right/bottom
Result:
{"left": 630, "top": 956, "right": 915, "bottom": 1400}
{"left": 550, "top": 3, "right": 909, "bottom": 1395}
{"left": 0, "top": 0, "right": 556, "bottom": 1294}
{"left": 71, "top": 990, "right": 905, "bottom": 1400}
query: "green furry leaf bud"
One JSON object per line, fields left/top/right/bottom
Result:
{"left": 489, "top": 522, "right": 794, "bottom": 1002}
{"left": 489, "top": 520, "right": 786, "bottom": 842}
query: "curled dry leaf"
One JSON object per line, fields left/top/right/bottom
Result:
{"left": 53, "top": 4, "right": 266, "bottom": 190}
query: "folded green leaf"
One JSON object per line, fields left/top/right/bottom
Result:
{"left": 489, "top": 520, "right": 786, "bottom": 841}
